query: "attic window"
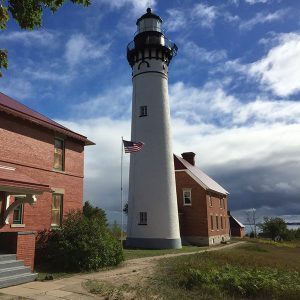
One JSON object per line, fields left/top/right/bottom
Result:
{"left": 54, "top": 138, "right": 65, "bottom": 171}
{"left": 183, "top": 189, "right": 192, "bottom": 206}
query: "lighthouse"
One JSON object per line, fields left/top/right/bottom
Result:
{"left": 126, "top": 8, "right": 182, "bottom": 249}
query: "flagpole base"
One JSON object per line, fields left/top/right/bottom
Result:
{"left": 125, "top": 237, "right": 182, "bottom": 249}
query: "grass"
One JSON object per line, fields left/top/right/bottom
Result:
{"left": 123, "top": 245, "right": 204, "bottom": 260}
{"left": 153, "top": 240, "right": 300, "bottom": 299}
{"left": 85, "top": 239, "right": 300, "bottom": 299}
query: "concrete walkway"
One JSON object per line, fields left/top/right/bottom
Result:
{"left": 0, "top": 241, "right": 244, "bottom": 300}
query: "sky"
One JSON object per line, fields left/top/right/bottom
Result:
{"left": 1, "top": 0, "right": 300, "bottom": 225}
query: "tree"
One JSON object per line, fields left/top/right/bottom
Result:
{"left": 83, "top": 200, "right": 107, "bottom": 226}
{"left": 0, "top": 0, "right": 91, "bottom": 77}
{"left": 245, "top": 208, "right": 259, "bottom": 237}
{"left": 259, "top": 217, "right": 287, "bottom": 241}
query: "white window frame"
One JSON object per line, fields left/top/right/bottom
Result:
{"left": 183, "top": 189, "right": 192, "bottom": 206}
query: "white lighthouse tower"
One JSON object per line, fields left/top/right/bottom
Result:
{"left": 126, "top": 8, "right": 181, "bottom": 249}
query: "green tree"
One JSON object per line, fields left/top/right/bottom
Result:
{"left": 0, "top": 0, "right": 91, "bottom": 77}
{"left": 83, "top": 200, "right": 107, "bottom": 226}
{"left": 259, "top": 217, "right": 287, "bottom": 241}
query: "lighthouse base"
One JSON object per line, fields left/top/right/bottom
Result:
{"left": 126, "top": 237, "right": 182, "bottom": 249}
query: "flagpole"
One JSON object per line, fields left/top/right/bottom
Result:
{"left": 120, "top": 136, "right": 124, "bottom": 248}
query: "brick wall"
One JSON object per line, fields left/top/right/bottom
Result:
{"left": 0, "top": 111, "right": 85, "bottom": 234}
{"left": 175, "top": 170, "right": 230, "bottom": 245}
{"left": 16, "top": 232, "right": 36, "bottom": 271}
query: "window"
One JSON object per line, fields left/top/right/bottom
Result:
{"left": 51, "top": 194, "right": 63, "bottom": 227}
{"left": 139, "top": 105, "right": 148, "bottom": 117}
{"left": 210, "top": 214, "right": 214, "bottom": 230}
{"left": 208, "top": 193, "right": 213, "bottom": 207}
{"left": 216, "top": 215, "right": 219, "bottom": 230}
{"left": 139, "top": 212, "right": 147, "bottom": 225}
{"left": 54, "top": 138, "right": 64, "bottom": 171}
{"left": 13, "top": 203, "right": 23, "bottom": 224}
{"left": 220, "top": 196, "right": 222, "bottom": 208}
{"left": 220, "top": 215, "right": 223, "bottom": 229}
{"left": 183, "top": 189, "right": 192, "bottom": 206}
{"left": 223, "top": 198, "right": 226, "bottom": 209}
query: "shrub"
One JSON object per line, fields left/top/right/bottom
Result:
{"left": 40, "top": 205, "right": 124, "bottom": 272}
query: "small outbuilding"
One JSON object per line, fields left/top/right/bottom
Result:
{"left": 228, "top": 212, "right": 245, "bottom": 238}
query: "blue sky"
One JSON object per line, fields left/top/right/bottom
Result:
{"left": 1, "top": 0, "right": 300, "bottom": 224}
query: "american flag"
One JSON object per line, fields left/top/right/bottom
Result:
{"left": 123, "top": 140, "right": 144, "bottom": 153}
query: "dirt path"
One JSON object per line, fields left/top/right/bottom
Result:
{"left": 0, "top": 241, "right": 245, "bottom": 300}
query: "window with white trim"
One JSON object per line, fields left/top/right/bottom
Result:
{"left": 139, "top": 106, "right": 148, "bottom": 117}
{"left": 51, "top": 194, "right": 63, "bottom": 227}
{"left": 183, "top": 189, "right": 192, "bottom": 206}
{"left": 216, "top": 215, "right": 219, "bottom": 230}
{"left": 210, "top": 214, "right": 214, "bottom": 230}
{"left": 139, "top": 212, "right": 147, "bottom": 225}
{"left": 13, "top": 203, "right": 24, "bottom": 225}
{"left": 220, "top": 196, "right": 223, "bottom": 208}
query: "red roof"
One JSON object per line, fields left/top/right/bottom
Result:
{"left": 174, "top": 154, "right": 229, "bottom": 195}
{"left": 0, "top": 165, "right": 52, "bottom": 193}
{"left": 0, "top": 92, "right": 94, "bottom": 146}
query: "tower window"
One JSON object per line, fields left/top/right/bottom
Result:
{"left": 139, "top": 212, "right": 147, "bottom": 225}
{"left": 183, "top": 189, "right": 192, "bottom": 206}
{"left": 139, "top": 106, "right": 148, "bottom": 117}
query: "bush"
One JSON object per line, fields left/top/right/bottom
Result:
{"left": 39, "top": 203, "right": 124, "bottom": 272}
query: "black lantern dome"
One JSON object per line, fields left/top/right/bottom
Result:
{"left": 127, "top": 8, "right": 178, "bottom": 67}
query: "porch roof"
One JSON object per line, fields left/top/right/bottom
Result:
{"left": 0, "top": 165, "right": 51, "bottom": 194}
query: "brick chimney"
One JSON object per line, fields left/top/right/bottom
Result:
{"left": 181, "top": 152, "right": 196, "bottom": 166}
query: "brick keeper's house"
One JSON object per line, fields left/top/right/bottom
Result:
{"left": 174, "top": 152, "right": 230, "bottom": 246}
{"left": 0, "top": 92, "right": 94, "bottom": 277}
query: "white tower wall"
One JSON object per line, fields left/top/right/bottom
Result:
{"left": 126, "top": 8, "right": 181, "bottom": 249}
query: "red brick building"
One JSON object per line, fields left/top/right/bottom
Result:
{"left": 174, "top": 152, "right": 230, "bottom": 246}
{"left": 229, "top": 212, "right": 245, "bottom": 238}
{"left": 0, "top": 92, "right": 94, "bottom": 272}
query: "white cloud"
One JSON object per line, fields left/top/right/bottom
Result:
{"left": 164, "top": 9, "right": 186, "bottom": 32}
{"left": 71, "top": 85, "right": 132, "bottom": 118}
{"left": 239, "top": 9, "right": 287, "bottom": 31}
{"left": 65, "top": 34, "right": 111, "bottom": 67}
{"left": 249, "top": 33, "right": 300, "bottom": 97}
{"left": 245, "top": 0, "right": 271, "bottom": 4}
{"left": 0, "top": 30, "right": 56, "bottom": 47}
{"left": 95, "top": 0, "right": 157, "bottom": 15}
{"left": 170, "top": 81, "right": 300, "bottom": 126}
{"left": 165, "top": 3, "right": 217, "bottom": 32}
{"left": 58, "top": 80, "right": 300, "bottom": 221}
{"left": 182, "top": 42, "right": 227, "bottom": 63}
{"left": 192, "top": 3, "right": 218, "bottom": 28}
{"left": 0, "top": 78, "right": 33, "bottom": 99}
